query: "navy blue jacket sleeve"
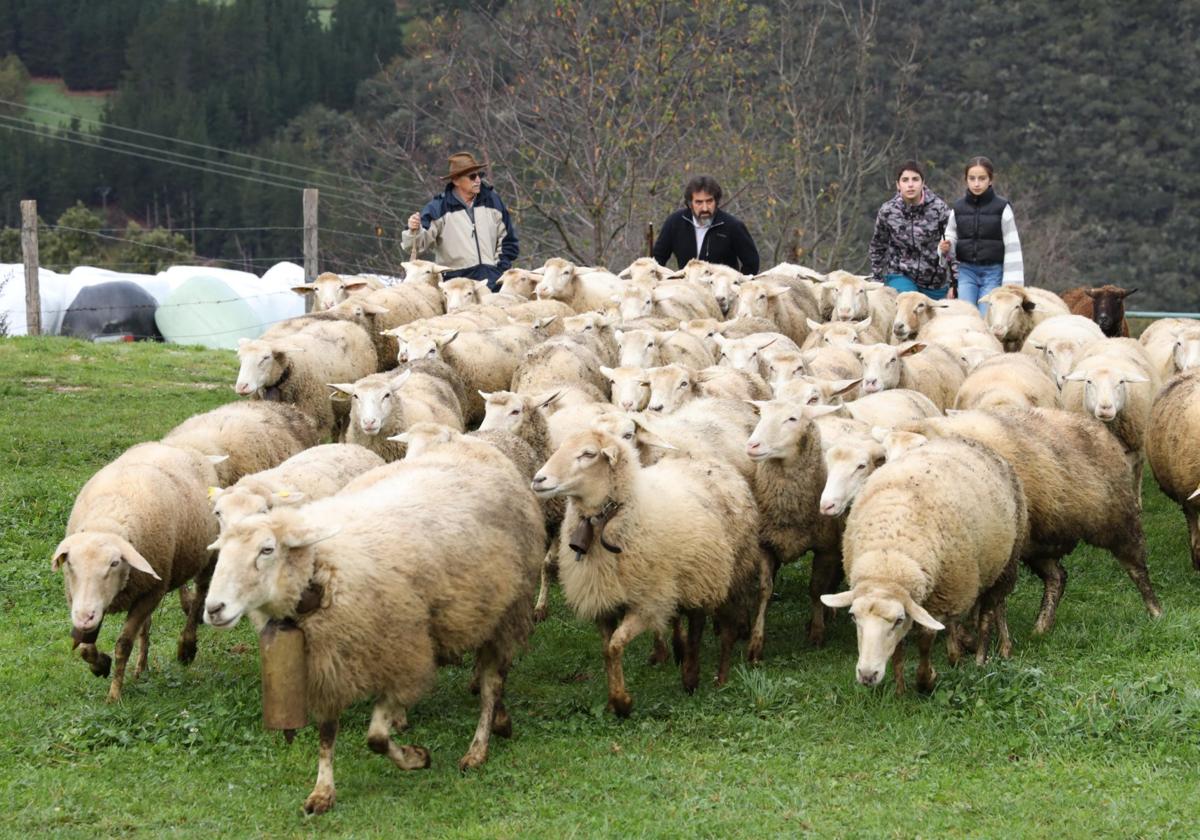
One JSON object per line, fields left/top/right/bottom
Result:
{"left": 495, "top": 194, "right": 519, "bottom": 270}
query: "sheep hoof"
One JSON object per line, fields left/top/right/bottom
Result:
{"left": 682, "top": 673, "right": 699, "bottom": 695}
{"left": 1031, "top": 615, "right": 1054, "bottom": 636}
{"left": 105, "top": 683, "right": 122, "bottom": 704}
{"left": 805, "top": 622, "right": 826, "bottom": 648}
{"left": 746, "top": 637, "right": 765, "bottom": 663}
{"left": 608, "top": 692, "right": 633, "bottom": 718}
{"left": 303, "top": 787, "right": 336, "bottom": 815}
{"left": 647, "top": 640, "right": 670, "bottom": 666}
{"left": 492, "top": 707, "right": 512, "bottom": 738}
{"left": 91, "top": 653, "right": 112, "bottom": 678}
{"left": 177, "top": 638, "right": 197, "bottom": 664}
{"left": 532, "top": 605, "right": 548, "bottom": 624}
{"left": 917, "top": 670, "right": 938, "bottom": 694}
{"left": 457, "top": 750, "right": 485, "bottom": 772}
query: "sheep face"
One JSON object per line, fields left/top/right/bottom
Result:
{"left": 440, "top": 277, "right": 485, "bottom": 312}
{"left": 808, "top": 320, "right": 866, "bottom": 349}
{"left": 821, "top": 582, "right": 943, "bottom": 687}
{"left": 615, "top": 329, "right": 661, "bottom": 368}
{"left": 600, "top": 366, "right": 651, "bottom": 412}
{"left": 705, "top": 269, "right": 742, "bottom": 316}
{"left": 820, "top": 442, "right": 886, "bottom": 516}
{"left": 399, "top": 331, "right": 455, "bottom": 364}
{"left": 734, "top": 281, "right": 787, "bottom": 320}
{"left": 534, "top": 258, "right": 576, "bottom": 301}
{"left": 563, "top": 312, "right": 613, "bottom": 337}
{"left": 891, "top": 292, "right": 934, "bottom": 340}
{"left": 714, "top": 334, "right": 772, "bottom": 373}
{"left": 337, "top": 372, "right": 411, "bottom": 436}
{"left": 621, "top": 257, "right": 671, "bottom": 287}
{"left": 401, "top": 260, "right": 448, "bottom": 287}
{"left": 644, "top": 364, "right": 695, "bottom": 413}
{"left": 615, "top": 286, "right": 655, "bottom": 321}
{"left": 765, "top": 351, "right": 808, "bottom": 389}
{"left": 532, "top": 429, "right": 623, "bottom": 506}
{"left": 830, "top": 279, "right": 872, "bottom": 322}
{"left": 206, "top": 513, "right": 331, "bottom": 629}
{"left": 958, "top": 346, "right": 996, "bottom": 373}
{"left": 877, "top": 429, "right": 928, "bottom": 460}
{"left": 394, "top": 422, "right": 458, "bottom": 459}
{"left": 855, "top": 343, "right": 925, "bottom": 394}
{"left": 1064, "top": 366, "right": 1149, "bottom": 422}
{"left": 497, "top": 268, "right": 538, "bottom": 299}
{"left": 235, "top": 339, "right": 285, "bottom": 396}
{"left": 983, "top": 288, "right": 1036, "bottom": 343}
{"left": 1041, "top": 337, "right": 1086, "bottom": 387}
{"left": 678, "top": 319, "right": 721, "bottom": 355}
{"left": 212, "top": 486, "right": 271, "bottom": 533}
{"left": 479, "top": 391, "right": 530, "bottom": 433}
{"left": 52, "top": 532, "right": 162, "bottom": 634}
{"left": 1085, "top": 286, "right": 1133, "bottom": 337}
{"left": 1174, "top": 328, "right": 1200, "bottom": 372}
{"left": 777, "top": 376, "right": 860, "bottom": 408}
{"left": 745, "top": 399, "right": 815, "bottom": 461}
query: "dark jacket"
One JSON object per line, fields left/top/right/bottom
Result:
{"left": 653, "top": 208, "right": 760, "bottom": 274}
{"left": 869, "top": 188, "right": 951, "bottom": 290}
{"left": 952, "top": 187, "right": 1009, "bottom": 265}
{"left": 400, "top": 182, "right": 519, "bottom": 289}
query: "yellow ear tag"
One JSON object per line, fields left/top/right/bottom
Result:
{"left": 278, "top": 491, "right": 291, "bottom": 498}
{"left": 207, "top": 486, "right": 220, "bottom": 500}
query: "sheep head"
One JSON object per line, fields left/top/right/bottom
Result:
{"left": 53, "top": 532, "right": 161, "bottom": 635}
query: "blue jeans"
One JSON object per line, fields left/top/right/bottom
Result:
{"left": 956, "top": 263, "right": 1003, "bottom": 315}
{"left": 884, "top": 274, "right": 948, "bottom": 301}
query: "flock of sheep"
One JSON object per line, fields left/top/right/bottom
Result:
{"left": 50, "top": 257, "right": 1200, "bottom": 814}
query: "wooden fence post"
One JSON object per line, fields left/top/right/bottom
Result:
{"left": 303, "top": 188, "right": 318, "bottom": 314}
{"left": 21, "top": 199, "right": 40, "bottom": 336}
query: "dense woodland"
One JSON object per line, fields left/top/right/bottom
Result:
{"left": 0, "top": 0, "right": 1195, "bottom": 310}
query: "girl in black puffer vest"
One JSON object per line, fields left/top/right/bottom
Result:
{"left": 938, "top": 157, "right": 1025, "bottom": 316}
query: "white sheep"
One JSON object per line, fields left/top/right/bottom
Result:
{"left": 53, "top": 442, "right": 222, "bottom": 702}
{"left": 890, "top": 292, "right": 982, "bottom": 342}
{"left": 511, "top": 337, "right": 609, "bottom": 404}
{"left": 1146, "top": 370, "right": 1200, "bottom": 570}
{"left": 853, "top": 341, "right": 966, "bottom": 411}
{"left": 802, "top": 317, "right": 880, "bottom": 349}
{"left": 643, "top": 364, "right": 770, "bottom": 413}
{"left": 210, "top": 443, "right": 385, "bottom": 533}
{"left": 732, "top": 278, "right": 820, "bottom": 347}
{"left": 532, "top": 429, "right": 770, "bottom": 714}
{"left": 235, "top": 320, "right": 378, "bottom": 441}
{"left": 534, "top": 257, "right": 623, "bottom": 312}
{"left": 825, "top": 274, "right": 898, "bottom": 330}
{"left": 292, "top": 271, "right": 385, "bottom": 312}
{"left": 1021, "top": 314, "right": 1106, "bottom": 386}
{"left": 613, "top": 282, "right": 719, "bottom": 322}
{"left": 162, "top": 401, "right": 321, "bottom": 486}
{"left": 1140, "top": 318, "right": 1200, "bottom": 381}
{"left": 902, "top": 408, "right": 1162, "bottom": 633}
{"left": 204, "top": 444, "right": 545, "bottom": 813}
{"left": 821, "top": 436, "right": 1027, "bottom": 693}
{"left": 981, "top": 285, "right": 1070, "bottom": 351}
{"left": 954, "top": 353, "right": 1061, "bottom": 411}
{"left": 713, "top": 332, "right": 801, "bottom": 378}
{"left": 614, "top": 328, "right": 714, "bottom": 370}
{"left": 330, "top": 368, "right": 465, "bottom": 461}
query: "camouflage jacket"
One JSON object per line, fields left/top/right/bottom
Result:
{"left": 868, "top": 188, "right": 951, "bottom": 290}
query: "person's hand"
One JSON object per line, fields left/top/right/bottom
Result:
{"left": 947, "top": 285, "right": 957, "bottom": 300}
{"left": 938, "top": 239, "right": 951, "bottom": 255}
{"left": 407, "top": 213, "right": 421, "bottom": 232}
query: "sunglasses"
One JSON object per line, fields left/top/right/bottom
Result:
{"left": 466, "top": 171, "right": 485, "bottom": 181}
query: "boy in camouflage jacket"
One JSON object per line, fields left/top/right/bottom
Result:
{"left": 869, "top": 161, "right": 951, "bottom": 298}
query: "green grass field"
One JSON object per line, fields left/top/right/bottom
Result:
{"left": 2, "top": 336, "right": 1199, "bottom": 838}
{"left": 25, "top": 80, "right": 109, "bottom": 131}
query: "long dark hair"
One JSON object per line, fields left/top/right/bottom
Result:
{"left": 964, "top": 156, "right": 995, "bottom": 178}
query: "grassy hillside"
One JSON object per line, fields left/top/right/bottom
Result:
{"left": 25, "top": 79, "right": 109, "bottom": 131}
{"left": 2, "top": 337, "right": 1199, "bottom": 837}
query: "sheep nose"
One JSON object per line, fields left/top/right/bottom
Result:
{"left": 620, "top": 401, "right": 634, "bottom": 410}
{"left": 892, "top": 323, "right": 906, "bottom": 336}
{"left": 648, "top": 404, "right": 663, "bottom": 412}
{"left": 531, "top": 474, "right": 547, "bottom": 488}
{"left": 206, "top": 602, "right": 225, "bottom": 618}
{"left": 819, "top": 499, "right": 837, "bottom": 515}
{"left": 235, "top": 384, "right": 251, "bottom": 395}
{"left": 863, "top": 379, "right": 879, "bottom": 391}
{"left": 857, "top": 667, "right": 882, "bottom": 686}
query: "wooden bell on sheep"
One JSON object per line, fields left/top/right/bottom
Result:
{"left": 259, "top": 618, "right": 307, "bottom": 742}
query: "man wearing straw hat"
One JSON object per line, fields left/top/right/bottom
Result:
{"left": 402, "top": 151, "right": 520, "bottom": 290}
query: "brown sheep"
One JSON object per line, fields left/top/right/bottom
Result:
{"left": 1060, "top": 284, "right": 1137, "bottom": 338}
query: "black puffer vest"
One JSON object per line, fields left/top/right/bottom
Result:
{"left": 953, "top": 187, "right": 1008, "bottom": 265}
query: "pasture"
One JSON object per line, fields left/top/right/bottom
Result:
{"left": 24, "top": 80, "right": 109, "bottom": 131}
{"left": 2, "top": 336, "right": 1198, "bottom": 837}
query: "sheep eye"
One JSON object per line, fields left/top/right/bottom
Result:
{"left": 109, "top": 558, "right": 120, "bottom": 568}
{"left": 622, "top": 432, "right": 634, "bottom": 441}
{"left": 580, "top": 450, "right": 597, "bottom": 459}
{"left": 583, "top": 325, "right": 593, "bottom": 331}
{"left": 646, "top": 342, "right": 655, "bottom": 349}
{"left": 509, "top": 408, "right": 521, "bottom": 416}
{"left": 806, "top": 395, "right": 818, "bottom": 405}
{"left": 856, "top": 463, "right": 866, "bottom": 471}
{"left": 261, "top": 355, "right": 271, "bottom": 362}
{"left": 849, "top": 612, "right": 858, "bottom": 623}
{"left": 893, "top": 616, "right": 905, "bottom": 628}
{"left": 352, "top": 394, "right": 359, "bottom": 400}
{"left": 678, "top": 381, "right": 689, "bottom": 389}
{"left": 382, "top": 393, "right": 390, "bottom": 400}
{"left": 786, "top": 416, "right": 798, "bottom": 423}
{"left": 260, "top": 546, "right": 275, "bottom": 556}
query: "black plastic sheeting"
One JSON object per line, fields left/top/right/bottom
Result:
{"left": 60, "top": 281, "right": 164, "bottom": 341}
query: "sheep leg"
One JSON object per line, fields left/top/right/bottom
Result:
{"left": 303, "top": 719, "right": 339, "bottom": 815}
{"left": 460, "top": 647, "right": 504, "bottom": 770}
{"left": 975, "top": 608, "right": 994, "bottom": 666}
{"left": 647, "top": 628, "right": 672, "bottom": 666}
{"left": 681, "top": 610, "right": 706, "bottom": 695}
{"left": 806, "top": 551, "right": 842, "bottom": 647}
{"left": 747, "top": 552, "right": 774, "bottom": 663}
{"left": 945, "top": 618, "right": 963, "bottom": 667}
{"left": 79, "top": 642, "right": 112, "bottom": 678}
{"left": 1025, "top": 550, "right": 1069, "bottom": 635}
{"left": 179, "top": 557, "right": 216, "bottom": 664}
{"left": 107, "top": 593, "right": 161, "bottom": 702}
{"left": 891, "top": 638, "right": 907, "bottom": 696}
{"left": 715, "top": 615, "right": 737, "bottom": 686}
{"left": 177, "top": 584, "right": 194, "bottom": 615}
{"left": 533, "top": 548, "right": 557, "bottom": 623}
{"left": 134, "top": 617, "right": 151, "bottom": 679}
{"left": 915, "top": 628, "right": 938, "bottom": 693}
{"left": 602, "top": 612, "right": 649, "bottom": 718}
{"left": 1110, "top": 527, "right": 1163, "bottom": 618}
{"left": 366, "top": 702, "right": 428, "bottom": 772}
{"left": 1185, "top": 506, "right": 1200, "bottom": 572}
{"left": 994, "top": 603, "right": 1013, "bottom": 659}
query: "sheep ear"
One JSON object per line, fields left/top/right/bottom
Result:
{"left": 51, "top": 537, "right": 72, "bottom": 571}
{"left": 1029, "top": 340, "right": 1046, "bottom": 351}
{"left": 652, "top": 287, "right": 677, "bottom": 302}
{"left": 282, "top": 524, "right": 341, "bottom": 549}
{"left": 601, "top": 444, "right": 621, "bottom": 464}
{"left": 662, "top": 329, "right": 678, "bottom": 341}
{"left": 208, "top": 454, "right": 229, "bottom": 466}
{"left": 905, "top": 597, "right": 945, "bottom": 631}
{"left": 535, "top": 315, "right": 558, "bottom": 329}
{"left": 805, "top": 404, "right": 843, "bottom": 417}
{"left": 328, "top": 383, "right": 355, "bottom": 397}
{"left": 614, "top": 329, "right": 624, "bottom": 342}
{"left": 388, "top": 370, "right": 412, "bottom": 392}
{"left": 864, "top": 280, "right": 884, "bottom": 290}
{"left": 712, "top": 334, "right": 730, "bottom": 348}
{"left": 478, "top": 390, "right": 494, "bottom": 401}
{"left": 1063, "top": 371, "right": 1087, "bottom": 382}
{"left": 438, "top": 330, "right": 460, "bottom": 347}
{"left": 343, "top": 281, "right": 370, "bottom": 293}
{"left": 899, "top": 342, "right": 926, "bottom": 357}
{"left": 237, "top": 337, "right": 251, "bottom": 348}
{"left": 765, "top": 285, "right": 791, "bottom": 298}
{"left": 1189, "top": 486, "right": 1200, "bottom": 501}
{"left": 290, "top": 285, "right": 315, "bottom": 296}
{"left": 121, "top": 544, "right": 162, "bottom": 581}
{"left": 600, "top": 366, "right": 616, "bottom": 381}
{"left": 854, "top": 316, "right": 873, "bottom": 332}
{"left": 637, "top": 428, "right": 678, "bottom": 450}
{"left": 746, "top": 399, "right": 770, "bottom": 413}
{"left": 820, "top": 591, "right": 855, "bottom": 609}
{"left": 806, "top": 318, "right": 822, "bottom": 331}
{"left": 869, "top": 426, "right": 890, "bottom": 442}
{"left": 1123, "top": 372, "right": 1150, "bottom": 384}
{"left": 617, "top": 267, "right": 632, "bottom": 279}
{"left": 536, "top": 389, "right": 564, "bottom": 409}
{"left": 387, "top": 432, "right": 411, "bottom": 444}
{"left": 833, "top": 378, "right": 863, "bottom": 396}
{"left": 271, "top": 490, "right": 306, "bottom": 506}
{"left": 754, "top": 336, "right": 778, "bottom": 350}
{"left": 359, "top": 301, "right": 390, "bottom": 316}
